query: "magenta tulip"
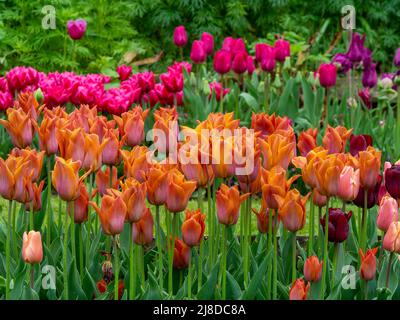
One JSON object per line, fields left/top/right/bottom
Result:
{"left": 318, "top": 63, "right": 337, "bottom": 88}
{"left": 173, "top": 25, "right": 187, "bottom": 47}
{"left": 67, "top": 19, "right": 87, "bottom": 40}
{"left": 190, "top": 40, "right": 206, "bottom": 64}
{"left": 213, "top": 50, "right": 232, "bottom": 75}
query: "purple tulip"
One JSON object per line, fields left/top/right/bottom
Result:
{"left": 349, "top": 134, "right": 373, "bottom": 156}
{"left": 332, "top": 53, "right": 352, "bottom": 73}
{"left": 362, "top": 57, "right": 377, "bottom": 88}
{"left": 317, "top": 63, "right": 337, "bottom": 88}
{"left": 232, "top": 51, "right": 248, "bottom": 74}
{"left": 346, "top": 33, "right": 365, "bottom": 63}
{"left": 173, "top": 25, "right": 188, "bottom": 47}
{"left": 190, "top": 40, "right": 207, "bottom": 64}
{"left": 67, "top": 19, "right": 87, "bottom": 40}
{"left": 274, "top": 39, "right": 290, "bottom": 62}
{"left": 394, "top": 48, "right": 400, "bottom": 67}
{"left": 213, "top": 50, "right": 232, "bottom": 75}
{"left": 200, "top": 32, "right": 214, "bottom": 56}
{"left": 353, "top": 175, "right": 382, "bottom": 209}
{"left": 320, "top": 208, "right": 352, "bottom": 243}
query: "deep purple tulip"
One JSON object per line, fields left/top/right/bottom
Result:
{"left": 362, "top": 58, "right": 377, "bottom": 88}
{"left": 394, "top": 48, "right": 400, "bottom": 67}
{"left": 332, "top": 53, "right": 352, "bottom": 73}
{"left": 213, "top": 50, "right": 232, "bottom": 75}
{"left": 274, "top": 39, "right": 290, "bottom": 62}
{"left": 353, "top": 175, "right": 382, "bottom": 209}
{"left": 347, "top": 33, "right": 366, "bottom": 63}
{"left": 318, "top": 63, "right": 337, "bottom": 88}
{"left": 385, "top": 165, "right": 400, "bottom": 199}
{"left": 232, "top": 51, "right": 248, "bottom": 74}
{"left": 173, "top": 25, "right": 188, "bottom": 47}
{"left": 67, "top": 19, "right": 87, "bottom": 40}
{"left": 190, "top": 40, "right": 206, "bottom": 64}
{"left": 349, "top": 134, "right": 373, "bottom": 156}
{"left": 200, "top": 32, "right": 214, "bottom": 56}
{"left": 320, "top": 208, "right": 352, "bottom": 243}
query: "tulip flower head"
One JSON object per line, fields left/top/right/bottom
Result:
{"left": 213, "top": 50, "right": 232, "bottom": 75}
{"left": 173, "top": 238, "right": 190, "bottom": 269}
{"left": 383, "top": 221, "right": 400, "bottom": 253}
{"left": 359, "top": 147, "right": 381, "bottom": 190}
{"left": 317, "top": 63, "right": 337, "bottom": 88}
{"left": 349, "top": 134, "right": 373, "bottom": 157}
{"left": 289, "top": 279, "right": 310, "bottom": 300}
{"left": 132, "top": 208, "right": 154, "bottom": 246}
{"left": 165, "top": 169, "right": 197, "bottom": 213}
{"left": 116, "top": 65, "right": 132, "bottom": 81}
{"left": 320, "top": 208, "right": 352, "bottom": 243}
{"left": 274, "top": 39, "right": 290, "bottom": 62}
{"left": 303, "top": 256, "right": 323, "bottom": 282}
{"left": 71, "top": 183, "right": 89, "bottom": 224}
{"left": 182, "top": 208, "right": 206, "bottom": 247}
{"left": 173, "top": 25, "right": 187, "bottom": 47}
{"left": 200, "top": 32, "right": 214, "bottom": 56}
{"left": 67, "top": 19, "right": 87, "bottom": 40}
{"left": 0, "top": 107, "right": 35, "bottom": 149}
{"left": 279, "top": 189, "right": 310, "bottom": 232}
{"left": 359, "top": 247, "right": 378, "bottom": 281}
{"left": 385, "top": 164, "right": 400, "bottom": 199}
{"left": 121, "top": 177, "right": 147, "bottom": 223}
{"left": 22, "top": 231, "right": 43, "bottom": 264}
{"left": 216, "top": 184, "right": 249, "bottom": 226}
{"left": 337, "top": 166, "right": 360, "bottom": 202}
{"left": 377, "top": 196, "right": 399, "bottom": 232}
{"left": 190, "top": 40, "right": 207, "bottom": 64}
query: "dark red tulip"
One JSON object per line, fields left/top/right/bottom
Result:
{"left": 213, "top": 50, "right": 232, "bottom": 75}
{"left": 353, "top": 175, "right": 382, "bottom": 209}
{"left": 232, "top": 51, "right": 248, "bottom": 74}
{"left": 385, "top": 165, "right": 400, "bottom": 199}
{"left": 349, "top": 134, "right": 373, "bottom": 156}
{"left": 320, "top": 208, "right": 352, "bottom": 243}
{"left": 201, "top": 32, "right": 214, "bottom": 56}
{"left": 274, "top": 39, "right": 290, "bottom": 62}
{"left": 190, "top": 40, "right": 207, "bottom": 64}
{"left": 358, "top": 88, "right": 372, "bottom": 109}
{"left": 173, "top": 25, "right": 187, "bottom": 47}
{"left": 318, "top": 63, "right": 337, "bottom": 88}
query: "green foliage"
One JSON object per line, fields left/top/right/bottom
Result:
{"left": 0, "top": 0, "right": 399, "bottom": 74}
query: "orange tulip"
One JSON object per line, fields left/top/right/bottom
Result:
{"left": 9, "top": 147, "right": 45, "bottom": 182}
{"left": 70, "top": 183, "right": 89, "bottom": 224}
{"left": 337, "top": 166, "right": 360, "bottom": 201}
{"left": 314, "top": 154, "right": 345, "bottom": 197}
{"left": 121, "top": 177, "right": 147, "bottom": 223}
{"left": 0, "top": 107, "right": 35, "bottom": 148}
{"left": 303, "top": 256, "right": 323, "bottom": 282}
{"left": 181, "top": 208, "right": 206, "bottom": 247}
{"left": 15, "top": 92, "right": 40, "bottom": 121}
{"left": 132, "top": 208, "right": 154, "bottom": 246}
{"left": 279, "top": 189, "right": 310, "bottom": 232}
{"left": 25, "top": 180, "right": 45, "bottom": 212}
{"left": 95, "top": 166, "right": 118, "bottom": 197}
{"left": 56, "top": 127, "right": 85, "bottom": 165}
{"left": 298, "top": 128, "right": 318, "bottom": 157}
{"left": 81, "top": 133, "right": 109, "bottom": 172}
{"left": 121, "top": 146, "right": 150, "bottom": 183}
{"left": 36, "top": 115, "right": 59, "bottom": 155}
{"left": 251, "top": 112, "right": 293, "bottom": 139}
{"left": 322, "top": 125, "right": 352, "bottom": 154}
{"left": 114, "top": 107, "right": 149, "bottom": 147}
{"left": 89, "top": 116, "right": 115, "bottom": 141}
{"left": 359, "top": 247, "right": 378, "bottom": 281}
{"left": 165, "top": 169, "right": 197, "bottom": 213}
{"left": 90, "top": 189, "right": 127, "bottom": 235}
{"left": 261, "top": 166, "right": 300, "bottom": 210}
{"left": 173, "top": 238, "right": 190, "bottom": 269}
{"left": 196, "top": 112, "right": 240, "bottom": 133}
{"left": 289, "top": 279, "right": 310, "bottom": 300}
{"left": 67, "top": 105, "right": 98, "bottom": 133}
{"left": 359, "top": 146, "right": 381, "bottom": 189}
{"left": 0, "top": 156, "right": 20, "bottom": 200}
{"left": 252, "top": 206, "right": 278, "bottom": 234}
{"left": 259, "top": 133, "right": 296, "bottom": 171}
{"left": 153, "top": 106, "right": 179, "bottom": 154}
{"left": 52, "top": 157, "right": 87, "bottom": 201}
{"left": 146, "top": 164, "right": 171, "bottom": 206}
{"left": 101, "top": 128, "right": 122, "bottom": 166}
{"left": 216, "top": 184, "right": 249, "bottom": 225}
{"left": 383, "top": 221, "right": 400, "bottom": 253}
{"left": 211, "top": 135, "right": 235, "bottom": 178}
{"left": 22, "top": 231, "right": 43, "bottom": 264}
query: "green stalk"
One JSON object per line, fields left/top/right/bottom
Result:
{"left": 188, "top": 248, "right": 192, "bottom": 299}
{"left": 78, "top": 224, "right": 84, "bottom": 278}
{"left": 243, "top": 197, "right": 249, "bottom": 287}
{"left": 6, "top": 200, "right": 12, "bottom": 300}
{"left": 109, "top": 165, "right": 113, "bottom": 188}
{"left": 220, "top": 74, "right": 224, "bottom": 113}
{"left": 266, "top": 209, "right": 273, "bottom": 299}
{"left": 70, "top": 207, "right": 76, "bottom": 264}
{"left": 221, "top": 225, "right": 227, "bottom": 300}
{"left": 385, "top": 252, "right": 394, "bottom": 289}
{"left": 361, "top": 189, "right": 368, "bottom": 251}
{"left": 331, "top": 243, "right": 339, "bottom": 289}
{"left": 129, "top": 223, "right": 135, "bottom": 299}
{"left": 364, "top": 280, "right": 369, "bottom": 300}
{"left": 292, "top": 231, "right": 297, "bottom": 283}
{"left": 86, "top": 173, "right": 93, "bottom": 269}
{"left": 30, "top": 202, "right": 34, "bottom": 231}
{"left": 63, "top": 202, "right": 69, "bottom": 300}
{"left": 113, "top": 236, "right": 119, "bottom": 300}
{"left": 308, "top": 201, "right": 315, "bottom": 256}
{"left": 155, "top": 205, "right": 163, "bottom": 288}
{"left": 168, "top": 213, "right": 178, "bottom": 295}
{"left": 46, "top": 155, "right": 52, "bottom": 246}
{"left": 30, "top": 265, "right": 35, "bottom": 289}
{"left": 272, "top": 215, "right": 278, "bottom": 300}
{"left": 12, "top": 200, "right": 17, "bottom": 260}
{"left": 207, "top": 182, "right": 214, "bottom": 266}
{"left": 198, "top": 239, "right": 203, "bottom": 293}
{"left": 264, "top": 73, "right": 270, "bottom": 114}
{"left": 317, "top": 206, "right": 322, "bottom": 255}
{"left": 320, "top": 197, "right": 330, "bottom": 300}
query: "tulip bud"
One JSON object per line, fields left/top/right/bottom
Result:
{"left": 320, "top": 208, "right": 352, "bottom": 243}
{"left": 213, "top": 50, "right": 232, "bottom": 75}
{"left": 173, "top": 25, "right": 187, "bottom": 47}
{"left": 173, "top": 238, "right": 190, "bottom": 269}
{"left": 303, "top": 256, "right": 323, "bottom": 282}
{"left": 22, "top": 231, "right": 43, "bottom": 264}
{"left": 190, "top": 40, "right": 206, "bottom": 64}
{"left": 394, "top": 48, "right": 400, "bottom": 67}
{"left": 385, "top": 164, "right": 400, "bottom": 199}
{"left": 67, "top": 19, "right": 87, "bottom": 40}
{"left": 289, "top": 279, "right": 309, "bottom": 300}
{"left": 132, "top": 208, "right": 154, "bottom": 246}
{"left": 274, "top": 39, "right": 290, "bottom": 62}
{"left": 312, "top": 189, "right": 327, "bottom": 208}
{"left": 216, "top": 184, "right": 249, "bottom": 226}
{"left": 349, "top": 134, "right": 373, "bottom": 157}
{"left": 359, "top": 248, "right": 378, "bottom": 281}
{"left": 200, "top": 32, "right": 214, "bottom": 56}
{"left": 317, "top": 63, "right": 337, "bottom": 88}
{"left": 377, "top": 196, "right": 399, "bottom": 232}
{"left": 181, "top": 209, "right": 206, "bottom": 247}
{"left": 232, "top": 51, "right": 248, "bottom": 74}
{"left": 383, "top": 221, "right": 400, "bottom": 253}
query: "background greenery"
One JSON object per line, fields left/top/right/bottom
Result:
{"left": 0, "top": 0, "right": 399, "bottom": 75}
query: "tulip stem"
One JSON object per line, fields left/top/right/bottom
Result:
{"left": 243, "top": 197, "right": 249, "bottom": 288}
{"left": 272, "top": 214, "right": 278, "bottom": 300}
{"left": 12, "top": 200, "right": 18, "bottom": 261}
{"left": 58, "top": 196, "right": 62, "bottom": 234}
{"left": 331, "top": 243, "right": 340, "bottom": 289}
{"left": 364, "top": 280, "right": 369, "bottom": 300}
{"left": 109, "top": 165, "right": 113, "bottom": 188}
{"left": 113, "top": 235, "right": 119, "bottom": 300}
{"left": 70, "top": 204, "right": 76, "bottom": 265}
{"left": 385, "top": 252, "right": 394, "bottom": 289}
{"left": 264, "top": 73, "right": 270, "bottom": 114}
{"left": 30, "top": 202, "right": 34, "bottom": 231}
{"left": 361, "top": 189, "right": 368, "bottom": 251}
{"left": 86, "top": 173, "right": 93, "bottom": 269}
{"left": 46, "top": 155, "right": 52, "bottom": 247}
{"left": 221, "top": 225, "right": 227, "bottom": 300}
{"left": 63, "top": 202, "right": 69, "bottom": 300}
{"left": 155, "top": 205, "right": 163, "bottom": 288}
{"left": 168, "top": 213, "right": 178, "bottom": 296}
{"left": 396, "top": 87, "right": 400, "bottom": 156}
{"left": 320, "top": 197, "right": 330, "bottom": 300}
{"left": 129, "top": 223, "right": 136, "bottom": 299}
{"left": 317, "top": 206, "right": 322, "bottom": 255}
{"left": 220, "top": 74, "right": 224, "bottom": 113}
{"left": 188, "top": 248, "right": 192, "bottom": 299}
{"left": 78, "top": 224, "right": 84, "bottom": 278}
{"left": 292, "top": 231, "right": 297, "bottom": 283}
{"left": 198, "top": 239, "right": 203, "bottom": 293}
{"left": 308, "top": 202, "right": 315, "bottom": 256}
{"left": 30, "top": 264, "right": 35, "bottom": 289}
{"left": 266, "top": 209, "right": 273, "bottom": 299}
{"left": 6, "top": 199, "right": 12, "bottom": 300}
{"left": 207, "top": 182, "right": 214, "bottom": 267}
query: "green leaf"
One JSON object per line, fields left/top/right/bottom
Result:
{"left": 82, "top": 268, "right": 97, "bottom": 299}
{"left": 241, "top": 251, "right": 271, "bottom": 300}
{"left": 197, "top": 257, "right": 220, "bottom": 300}
{"left": 240, "top": 92, "right": 259, "bottom": 111}
{"left": 68, "top": 261, "right": 87, "bottom": 300}
{"left": 226, "top": 271, "right": 241, "bottom": 300}
{"left": 142, "top": 269, "right": 162, "bottom": 300}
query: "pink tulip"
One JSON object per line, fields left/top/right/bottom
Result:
{"left": 173, "top": 25, "right": 187, "bottom": 47}
{"left": 213, "top": 50, "right": 232, "bottom": 75}
{"left": 232, "top": 51, "right": 248, "bottom": 74}
{"left": 377, "top": 196, "right": 399, "bottom": 232}
{"left": 22, "top": 231, "right": 43, "bottom": 264}
{"left": 318, "top": 63, "right": 337, "bottom": 88}
{"left": 260, "top": 46, "right": 276, "bottom": 72}
{"left": 200, "top": 32, "right": 214, "bottom": 56}
{"left": 190, "top": 40, "right": 207, "bottom": 64}
{"left": 383, "top": 221, "right": 400, "bottom": 253}
{"left": 67, "top": 19, "right": 87, "bottom": 40}
{"left": 247, "top": 56, "right": 255, "bottom": 75}
{"left": 338, "top": 166, "right": 360, "bottom": 201}
{"left": 116, "top": 65, "right": 132, "bottom": 81}
{"left": 274, "top": 39, "right": 290, "bottom": 62}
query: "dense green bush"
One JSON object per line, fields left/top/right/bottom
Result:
{"left": 0, "top": 0, "right": 399, "bottom": 74}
